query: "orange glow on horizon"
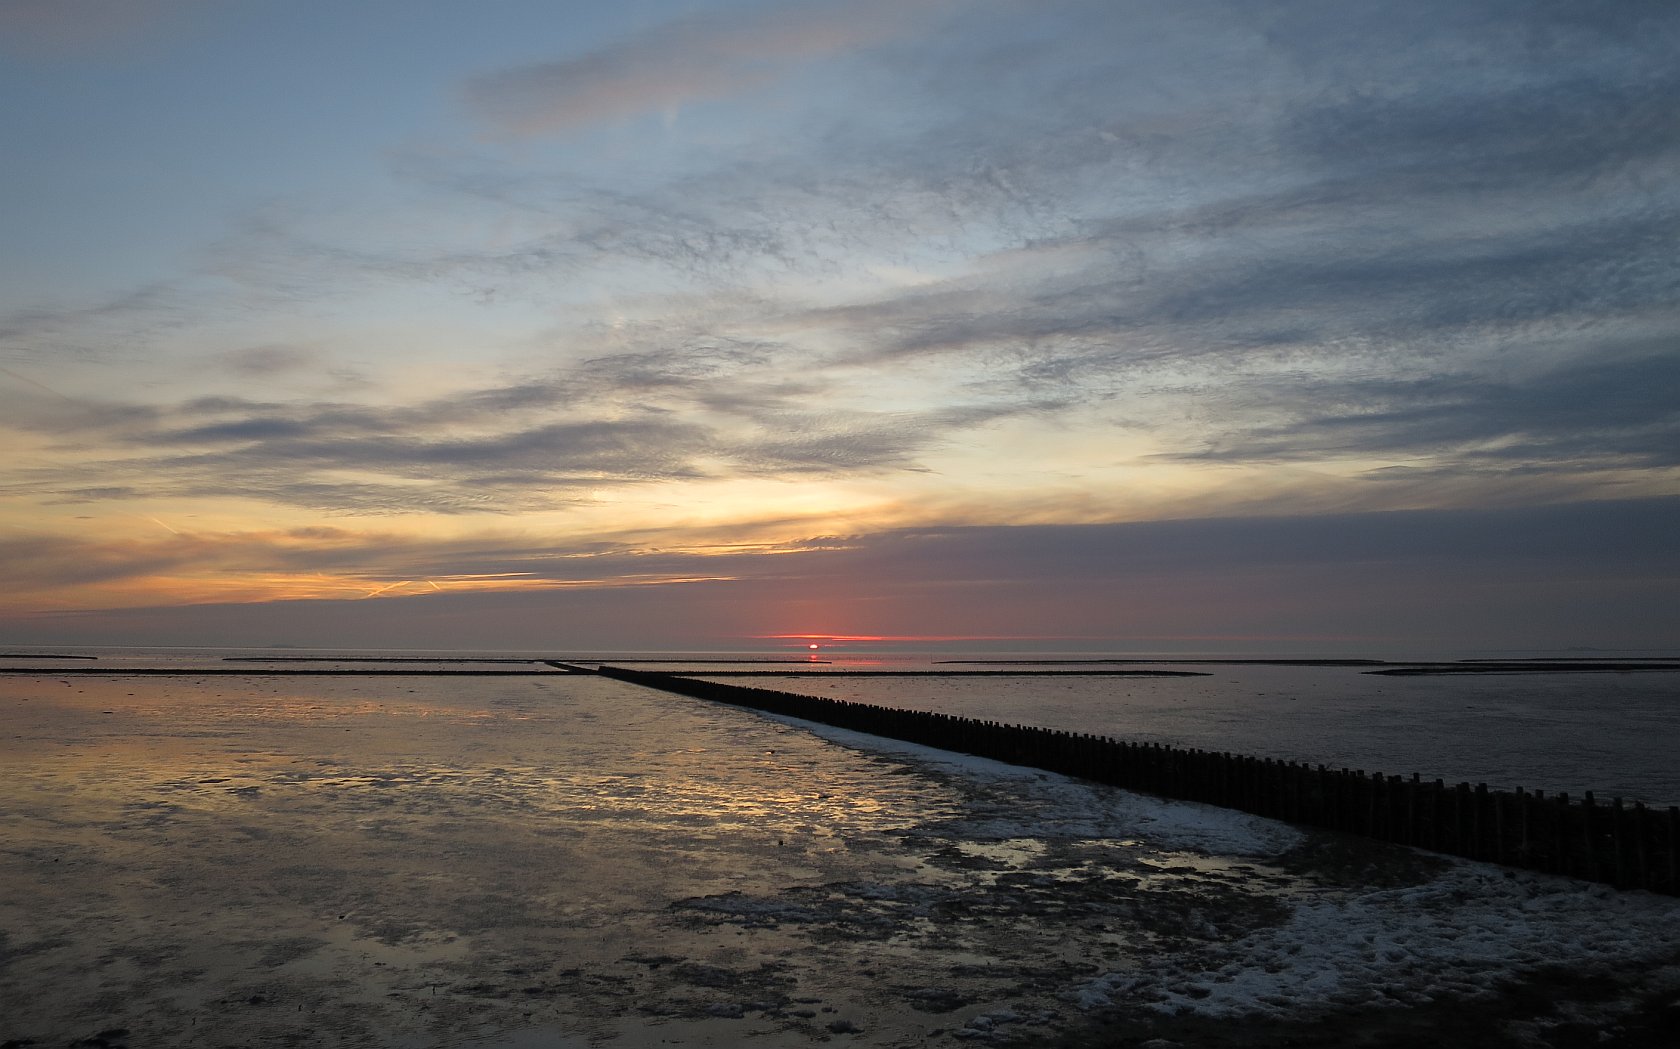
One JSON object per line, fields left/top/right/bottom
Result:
{"left": 5, "top": 564, "right": 747, "bottom": 614}
{"left": 757, "top": 632, "right": 1393, "bottom": 644}
{"left": 757, "top": 633, "right": 1082, "bottom": 643}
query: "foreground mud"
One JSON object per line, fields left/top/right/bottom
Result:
{"left": 2, "top": 674, "right": 1677, "bottom": 1048}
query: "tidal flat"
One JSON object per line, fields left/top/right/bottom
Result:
{"left": 3, "top": 672, "right": 1679, "bottom": 1048}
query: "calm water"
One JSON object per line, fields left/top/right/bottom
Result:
{"left": 6, "top": 644, "right": 1679, "bottom": 807}
{"left": 698, "top": 662, "right": 1680, "bottom": 808}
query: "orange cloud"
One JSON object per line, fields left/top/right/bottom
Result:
{"left": 756, "top": 633, "right": 1078, "bottom": 643}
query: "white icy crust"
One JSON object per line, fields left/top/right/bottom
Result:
{"left": 782, "top": 714, "right": 1680, "bottom": 1020}
{"left": 1077, "top": 864, "right": 1680, "bottom": 1017}
{"left": 778, "top": 715, "right": 1305, "bottom": 856}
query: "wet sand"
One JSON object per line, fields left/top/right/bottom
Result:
{"left": 3, "top": 673, "right": 1678, "bottom": 1048}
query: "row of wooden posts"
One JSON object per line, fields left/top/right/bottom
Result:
{"left": 596, "top": 665, "right": 1680, "bottom": 897}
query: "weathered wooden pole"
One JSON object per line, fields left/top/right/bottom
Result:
{"left": 1516, "top": 788, "right": 1530, "bottom": 866}
{"left": 1633, "top": 801, "right": 1650, "bottom": 891}
{"left": 1403, "top": 774, "right": 1418, "bottom": 848}
{"left": 1493, "top": 787, "right": 1507, "bottom": 866}
{"left": 1473, "top": 783, "right": 1488, "bottom": 861}
{"left": 1612, "top": 797, "right": 1627, "bottom": 888}
{"left": 1555, "top": 792, "right": 1572, "bottom": 877}
{"left": 1583, "top": 792, "right": 1598, "bottom": 882}
{"left": 1668, "top": 807, "right": 1680, "bottom": 894}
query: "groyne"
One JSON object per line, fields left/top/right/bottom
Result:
{"left": 598, "top": 665, "right": 1680, "bottom": 897}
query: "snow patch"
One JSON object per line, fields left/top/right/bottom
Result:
{"left": 1077, "top": 862, "right": 1680, "bottom": 1017}
{"left": 777, "top": 716, "right": 1302, "bottom": 856}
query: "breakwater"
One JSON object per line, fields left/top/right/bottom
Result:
{"left": 598, "top": 665, "right": 1680, "bottom": 897}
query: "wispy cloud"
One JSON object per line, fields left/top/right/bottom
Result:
{"left": 210, "top": 344, "right": 323, "bottom": 377}
{"left": 1164, "top": 351, "right": 1680, "bottom": 472}
{"left": 6, "top": 499, "right": 1675, "bottom": 651}
{"left": 463, "top": 0, "right": 949, "bottom": 135}
{"left": 1, "top": 351, "right": 1035, "bottom": 514}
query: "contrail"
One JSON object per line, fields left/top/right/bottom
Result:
{"left": 0, "top": 365, "right": 76, "bottom": 401}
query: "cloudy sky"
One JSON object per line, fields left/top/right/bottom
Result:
{"left": 2, "top": 0, "right": 1676, "bottom": 653}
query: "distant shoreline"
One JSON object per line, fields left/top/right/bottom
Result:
{"left": 3, "top": 656, "right": 1677, "bottom": 677}
{"left": 939, "top": 657, "right": 1388, "bottom": 666}
{"left": 0, "top": 667, "right": 575, "bottom": 676}
{"left": 1365, "top": 662, "right": 1680, "bottom": 675}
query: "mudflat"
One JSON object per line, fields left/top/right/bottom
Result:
{"left": 2, "top": 673, "right": 1677, "bottom": 1048}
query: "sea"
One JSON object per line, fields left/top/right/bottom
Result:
{"left": 6, "top": 642, "right": 1680, "bottom": 1046}
{"left": 6, "top": 643, "right": 1679, "bottom": 808}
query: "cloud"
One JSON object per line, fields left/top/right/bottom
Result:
{"left": 1165, "top": 350, "right": 1680, "bottom": 473}
{"left": 139, "top": 414, "right": 718, "bottom": 513}
{"left": 6, "top": 498, "right": 1676, "bottom": 651}
{"left": 1, "top": 350, "right": 1034, "bottom": 514}
{"left": 7, "top": 0, "right": 1678, "bottom": 534}
{"left": 0, "top": 532, "right": 202, "bottom": 589}
{"left": 0, "top": 282, "right": 199, "bottom": 363}
{"left": 732, "top": 413, "right": 934, "bottom": 472}
{"left": 0, "top": 519, "right": 780, "bottom": 611}
{"left": 18, "top": 496, "right": 1679, "bottom": 597}
{"left": 576, "top": 341, "right": 778, "bottom": 393}
{"left": 210, "top": 344, "right": 323, "bottom": 377}
{"left": 228, "top": 0, "right": 1676, "bottom": 442}
{"left": 463, "top": 0, "right": 947, "bottom": 135}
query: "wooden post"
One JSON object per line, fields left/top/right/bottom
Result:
{"left": 1376, "top": 775, "right": 1389, "bottom": 840}
{"left": 1554, "top": 793, "right": 1571, "bottom": 877}
{"left": 1493, "top": 786, "right": 1506, "bottom": 865}
{"left": 1454, "top": 783, "right": 1470, "bottom": 856}
{"left": 1299, "top": 763, "right": 1312, "bottom": 824}
{"left": 1515, "top": 788, "right": 1529, "bottom": 865}
{"left": 1389, "top": 775, "right": 1404, "bottom": 840}
{"left": 1365, "top": 773, "right": 1377, "bottom": 838}
{"left": 1472, "top": 784, "right": 1487, "bottom": 861}
{"left": 1406, "top": 774, "right": 1419, "bottom": 847}
{"left": 1363, "top": 771, "right": 1376, "bottom": 836}
{"left": 1666, "top": 803, "right": 1680, "bottom": 894}
{"left": 1377, "top": 769, "right": 1391, "bottom": 837}
{"left": 601, "top": 669, "right": 1680, "bottom": 895}
{"left": 1669, "top": 807, "right": 1679, "bottom": 895}
{"left": 1429, "top": 779, "right": 1444, "bottom": 851}
{"left": 1612, "top": 798, "right": 1627, "bottom": 888}
{"left": 1582, "top": 792, "right": 1597, "bottom": 882}
{"left": 1634, "top": 801, "right": 1649, "bottom": 891}
{"left": 1388, "top": 775, "right": 1403, "bottom": 841}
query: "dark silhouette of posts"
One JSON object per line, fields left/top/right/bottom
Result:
{"left": 594, "top": 665, "right": 1680, "bottom": 897}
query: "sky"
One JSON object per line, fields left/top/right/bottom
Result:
{"left": 1, "top": 0, "right": 1677, "bottom": 654}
